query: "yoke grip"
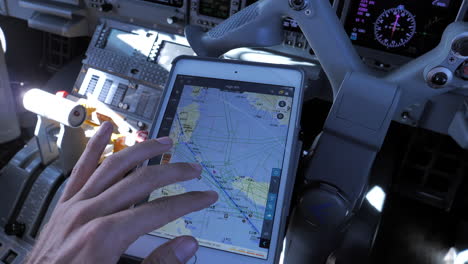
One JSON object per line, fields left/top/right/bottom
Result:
{"left": 185, "top": 0, "right": 283, "bottom": 57}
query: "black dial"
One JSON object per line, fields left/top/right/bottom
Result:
{"left": 374, "top": 5, "right": 416, "bottom": 48}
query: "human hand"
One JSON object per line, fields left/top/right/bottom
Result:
{"left": 26, "top": 122, "right": 218, "bottom": 264}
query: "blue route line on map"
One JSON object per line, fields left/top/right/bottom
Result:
{"left": 175, "top": 112, "right": 260, "bottom": 234}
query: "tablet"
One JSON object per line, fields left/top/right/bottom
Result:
{"left": 126, "top": 56, "right": 304, "bottom": 264}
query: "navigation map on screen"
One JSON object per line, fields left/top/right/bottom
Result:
{"left": 148, "top": 75, "right": 294, "bottom": 259}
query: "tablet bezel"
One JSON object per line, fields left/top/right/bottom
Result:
{"left": 125, "top": 57, "right": 304, "bottom": 264}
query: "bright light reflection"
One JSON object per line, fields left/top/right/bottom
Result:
{"left": 456, "top": 249, "right": 468, "bottom": 264}
{"left": 115, "top": 29, "right": 154, "bottom": 57}
{"left": 445, "top": 247, "right": 457, "bottom": 263}
{"left": 240, "top": 52, "right": 316, "bottom": 66}
{"left": 279, "top": 238, "right": 287, "bottom": 264}
{"left": 0, "top": 27, "right": 6, "bottom": 53}
{"left": 365, "top": 186, "right": 386, "bottom": 212}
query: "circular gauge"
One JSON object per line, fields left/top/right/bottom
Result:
{"left": 374, "top": 6, "right": 416, "bottom": 48}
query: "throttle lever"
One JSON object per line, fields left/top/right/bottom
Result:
{"left": 185, "top": 0, "right": 283, "bottom": 57}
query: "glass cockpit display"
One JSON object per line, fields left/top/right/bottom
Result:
{"left": 199, "top": 0, "right": 231, "bottom": 19}
{"left": 103, "top": 29, "right": 158, "bottom": 58}
{"left": 344, "top": 0, "right": 463, "bottom": 57}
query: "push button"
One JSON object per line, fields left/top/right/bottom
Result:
{"left": 2, "top": 250, "right": 18, "bottom": 264}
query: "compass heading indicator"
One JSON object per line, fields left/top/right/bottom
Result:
{"left": 374, "top": 5, "right": 416, "bottom": 48}
{"left": 344, "top": 0, "right": 463, "bottom": 57}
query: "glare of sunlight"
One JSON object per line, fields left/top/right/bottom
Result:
{"left": 444, "top": 247, "right": 457, "bottom": 263}
{"left": 116, "top": 33, "right": 143, "bottom": 50}
{"left": 240, "top": 52, "right": 316, "bottom": 66}
{"left": 455, "top": 249, "right": 468, "bottom": 264}
{"left": 114, "top": 29, "right": 154, "bottom": 56}
{"left": 365, "top": 186, "right": 386, "bottom": 212}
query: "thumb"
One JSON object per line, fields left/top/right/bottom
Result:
{"left": 142, "top": 236, "right": 198, "bottom": 264}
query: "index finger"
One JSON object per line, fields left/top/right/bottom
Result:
{"left": 60, "top": 122, "right": 113, "bottom": 203}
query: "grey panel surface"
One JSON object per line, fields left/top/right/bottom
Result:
{"left": 0, "top": 230, "right": 31, "bottom": 264}
{"left": 421, "top": 93, "right": 465, "bottom": 135}
{"left": 38, "top": 179, "right": 66, "bottom": 234}
{"left": 57, "top": 125, "right": 87, "bottom": 175}
{"left": 0, "top": 140, "right": 43, "bottom": 227}
{"left": 327, "top": 72, "right": 399, "bottom": 149}
{"left": 336, "top": 75, "right": 397, "bottom": 132}
{"left": 5, "top": 0, "right": 34, "bottom": 19}
{"left": 19, "top": 0, "right": 85, "bottom": 19}
{"left": 0, "top": 0, "right": 7, "bottom": 15}
{"left": 34, "top": 117, "right": 60, "bottom": 166}
{"left": 15, "top": 161, "right": 64, "bottom": 244}
{"left": 27, "top": 11, "right": 88, "bottom": 37}
{"left": 305, "top": 72, "right": 400, "bottom": 206}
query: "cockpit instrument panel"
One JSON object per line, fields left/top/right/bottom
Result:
{"left": 344, "top": 0, "right": 464, "bottom": 57}
{"left": 98, "top": 28, "right": 158, "bottom": 58}
{"left": 141, "top": 0, "right": 184, "bottom": 8}
{"left": 199, "top": 0, "right": 231, "bottom": 19}
{"left": 73, "top": 20, "right": 194, "bottom": 131}
{"left": 189, "top": 0, "right": 248, "bottom": 29}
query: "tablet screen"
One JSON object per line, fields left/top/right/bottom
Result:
{"left": 148, "top": 74, "right": 294, "bottom": 259}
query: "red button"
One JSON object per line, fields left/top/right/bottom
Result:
{"left": 56, "top": 90, "right": 69, "bottom": 98}
{"left": 136, "top": 130, "right": 148, "bottom": 142}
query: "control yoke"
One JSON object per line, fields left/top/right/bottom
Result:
{"left": 185, "top": 0, "right": 365, "bottom": 93}
{"left": 186, "top": 0, "right": 466, "bottom": 100}
{"left": 185, "top": 0, "right": 468, "bottom": 262}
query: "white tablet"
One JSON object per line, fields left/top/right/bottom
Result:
{"left": 126, "top": 56, "right": 304, "bottom": 264}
